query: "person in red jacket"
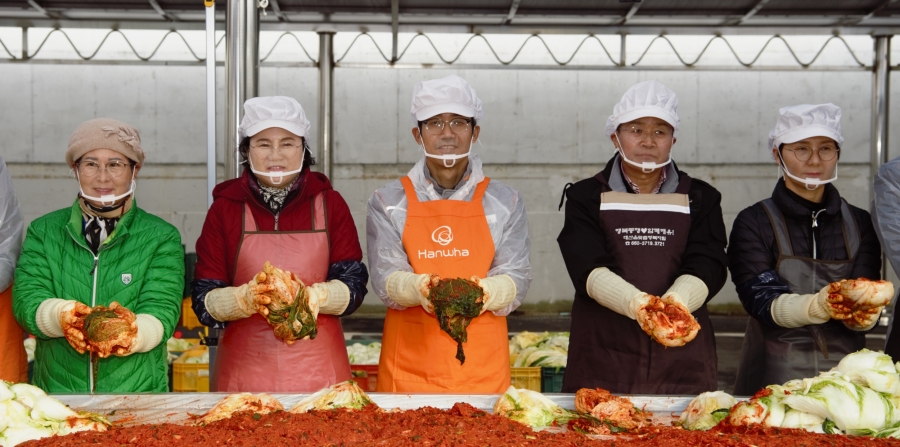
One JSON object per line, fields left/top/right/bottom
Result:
{"left": 191, "top": 96, "right": 368, "bottom": 392}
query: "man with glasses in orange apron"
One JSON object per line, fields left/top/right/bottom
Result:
{"left": 367, "top": 75, "right": 532, "bottom": 393}
{"left": 558, "top": 80, "right": 728, "bottom": 394}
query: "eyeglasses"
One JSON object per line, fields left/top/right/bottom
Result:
{"left": 250, "top": 141, "right": 301, "bottom": 157}
{"left": 617, "top": 125, "right": 673, "bottom": 142}
{"left": 421, "top": 118, "right": 472, "bottom": 135}
{"left": 784, "top": 145, "right": 840, "bottom": 162}
{"left": 76, "top": 161, "right": 133, "bottom": 178}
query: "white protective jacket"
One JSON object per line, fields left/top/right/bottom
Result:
{"left": 366, "top": 154, "right": 532, "bottom": 316}
{"left": 0, "top": 155, "right": 23, "bottom": 292}
{"left": 875, "top": 156, "right": 900, "bottom": 280}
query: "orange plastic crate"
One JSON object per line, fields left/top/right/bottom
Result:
{"left": 350, "top": 364, "right": 379, "bottom": 392}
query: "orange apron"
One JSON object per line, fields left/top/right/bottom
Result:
{"left": 0, "top": 285, "right": 27, "bottom": 383}
{"left": 377, "top": 176, "right": 510, "bottom": 393}
{"left": 212, "top": 194, "right": 351, "bottom": 392}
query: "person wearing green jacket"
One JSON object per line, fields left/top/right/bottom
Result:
{"left": 13, "top": 118, "right": 184, "bottom": 393}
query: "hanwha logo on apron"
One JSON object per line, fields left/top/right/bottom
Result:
{"left": 431, "top": 226, "right": 453, "bottom": 246}
{"left": 121, "top": 273, "right": 132, "bottom": 285}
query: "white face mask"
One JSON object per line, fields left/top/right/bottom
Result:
{"left": 76, "top": 171, "right": 136, "bottom": 207}
{"left": 248, "top": 150, "right": 305, "bottom": 185}
{"left": 776, "top": 149, "right": 838, "bottom": 190}
{"left": 420, "top": 137, "right": 473, "bottom": 168}
{"left": 614, "top": 133, "right": 673, "bottom": 173}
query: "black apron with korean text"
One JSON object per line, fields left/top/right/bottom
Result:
{"left": 563, "top": 172, "right": 718, "bottom": 395}
{"left": 732, "top": 198, "right": 862, "bottom": 396}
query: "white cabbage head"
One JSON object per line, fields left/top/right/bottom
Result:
{"left": 680, "top": 391, "right": 736, "bottom": 430}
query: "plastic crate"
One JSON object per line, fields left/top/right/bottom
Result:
{"left": 540, "top": 366, "right": 566, "bottom": 393}
{"left": 509, "top": 367, "right": 541, "bottom": 391}
{"left": 197, "top": 369, "right": 210, "bottom": 393}
{"left": 173, "top": 349, "right": 209, "bottom": 392}
{"left": 181, "top": 298, "right": 203, "bottom": 330}
{"left": 350, "top": 364, "right": 378, "bottom": 392}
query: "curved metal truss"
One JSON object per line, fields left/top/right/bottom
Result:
{"left": 0, "top": 28, "right": 225, "bottom": 61}
{"left": 0, "top": 29, "right": 880, "bottom": 68}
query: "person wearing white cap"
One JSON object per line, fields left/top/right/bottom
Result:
{"left": 729, "top": 103, "right": 889, "bottom": 395}
{"left": 367, "top": 75, "right": 532, "bottom": 393}
{"left": 191, "top": 96, "right": 369, "bottom": 392}
{"left": 557, "top": 80, "right": 728, "bottom": 394}
{"left": 13, "top": 118, "right": 184, "bottom": 392}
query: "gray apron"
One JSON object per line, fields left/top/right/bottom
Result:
{"left": 564, "top": 171, "right": 718, "bottom": 395}
{"left": 733, "top": 198, "right": 863, "bottom": 396}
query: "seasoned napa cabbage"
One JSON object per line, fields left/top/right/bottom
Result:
{"left": 493, "top": 386, "right": 574, "bottom": 429}
{"left": 680, "top": 391, "right": 736, "bottom": 430}
{"left": 290, "top": 381, "right": 375, "bottom": 414}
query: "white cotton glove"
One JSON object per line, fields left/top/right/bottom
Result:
{"left": 35, "top": 298, "right": 79, "bottom": 338}
{"left": 121, "top": 314, "right": 165, "bottom": 355}
{"left": 843, "top": 306, "right": 884, "bottom": 332}
{"left": 662, "top": 275, "right": 709, "bottom": 313}
{"left": 471, "top": 275, "right": 517, "bottom": 314}
{"left": 385, "top": 271, "right": 440, "bottom": 313}
{"left": 770, "top": 285, "right": 835, "bottom": 328}
{"left": 586, "top": 268, "right": 700, "bottom": 347}
{"left": 842, "top": 279, "right": 894, "bottom": 331}
{"left": 205, "top": 282, "right": 257, "bottom": 322}
{"left": 305, "top": 280, "right": 351, "bottom": 320}
{"left": 586, "top": 267, "right": 644, "bottom": 319}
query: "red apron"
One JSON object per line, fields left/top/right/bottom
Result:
{"left": 212, "top": 194, "right": 351, "bottom": 392}
{"left": 377, "top": 176, "right": 510, "bottom": 393}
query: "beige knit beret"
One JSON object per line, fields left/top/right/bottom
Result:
{"left": 65, "top": 118, "right": 145, "bottom": 167}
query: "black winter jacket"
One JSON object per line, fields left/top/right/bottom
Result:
{"left": 728, "top": 179, "right": 882, "bottom": 327}
{"left": 558, "top": 156, "right": 729, "bottom": 302}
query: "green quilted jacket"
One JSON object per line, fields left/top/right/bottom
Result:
{"left": 13, "top": 199, "right": 184, "bottom": 393}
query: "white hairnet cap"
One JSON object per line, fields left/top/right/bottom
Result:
{"left": 410, "top": 75, "right": 484, "bottom": 124}
{"left": 768, "top": 103, "right": 844, "bottom": 150}
{"left": 240, "top": 96, "right": 311, "bottom": 140}
{"left": 604, "top": 80, "right": 680, "bottom": 138}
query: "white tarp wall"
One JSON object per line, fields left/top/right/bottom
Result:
{"left": 1, "top": 29, "right": 899, "bottom": 306}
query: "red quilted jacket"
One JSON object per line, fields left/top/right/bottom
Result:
{"left": 194, "top": 168, "right": 363, "bottom": 285}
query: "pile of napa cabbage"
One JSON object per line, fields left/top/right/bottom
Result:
{"left": 681, "top": 349, "right": 900, "bottom": 438}
{"left": 0, "top": 381, "right": 110, "bottom": 447}
{"left": 509, "top": 331, "right": 568, "bottom": 368}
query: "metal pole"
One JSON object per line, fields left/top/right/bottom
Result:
{"left": 224, "top": 0, "right": 243, "bottom": 181}
{"left": 225, "top": 0, "right": 259, "bottom": 181}
{"left": 317, "top": 31, "right": 335, "bottom": 180}
{"left": 619, "top": 33, "right": 626, "bottom": 67}
{"left": 872, "top": 34, "right": 892, "bottom": 300}
{"left": 21, "top": 27, "right": 27, "bottom": 59}
{"left": 246, "top": 0, "right": 259, "bottom": 104}
{"left": 205, "top": 0, "right": 216, "bottom": 208}
{"left": 391, "top": 0, "right": 399, "bottom": 63}
{"left": 871, "top": 35, "right": 891, "bottom": 191}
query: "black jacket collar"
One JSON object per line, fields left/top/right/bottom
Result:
{"left": 771, "top": 178, "right": 842, "bottom": 221}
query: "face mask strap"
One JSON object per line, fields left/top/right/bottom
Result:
{"left": 420, "top": 140, "right": 470, "bottom": 169}
{"left": 775, "top": 149, "right": 838, "bottom": 190}
{"left": 77, "top": 170, "right": 136, "bottom": 206}
{"left": 248, "top": 150, "right": 305, "bottom": 185}
{"left": 614, "top": 132, "right": 673, "bottom": 173}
